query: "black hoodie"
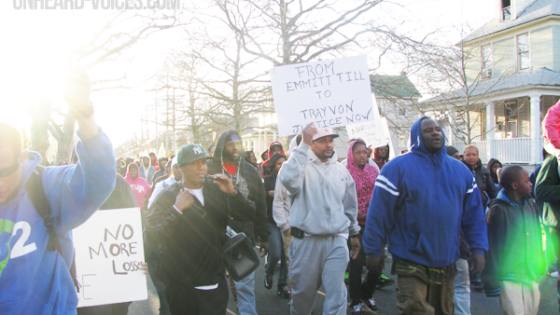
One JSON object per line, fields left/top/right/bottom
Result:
{"left": 486, "top": 158, "right": 502, "bottom": 185}
{"left": 463, "top": 158, "right": 498, "bottom": 207}
{"left": 207, "top": 130, "right": 269, "bottom": 243}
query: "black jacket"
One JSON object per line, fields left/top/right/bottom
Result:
{"left": 535, "top": 155, "right": 560, "bottom": 228}
{"left": 463, "top": 159, "right": 498, "bottom": 207}
{"left": 207, "top": 130, "right": 269, "bottom": 243}
{"left": 145, "top": 180, "right": 255, "bottom": 287}
{"left": 100, "top": 174, "right": 138, "bottom": 210}
{"left": 482, "top": 194, "right": 545, "bottom": 296}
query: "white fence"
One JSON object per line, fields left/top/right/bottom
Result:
{"left": 454, "top": 137, "right": 538, "bottom": 164}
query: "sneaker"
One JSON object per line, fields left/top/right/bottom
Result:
{"left": 361, "top": 297, "right": 378, "bottom": 312}
{"left": 376, "top": 274, "right": 395, "bottom": 289}
{"left": 471, "top": 281, "right": 484, "bottom": 292}
{"left": 350, "top": 303, "right": 363, "bottom": 315}
{"left": 264, "top": 273, "right": 273, "bottom": 289}
{"left": 277, "top": 284, "right": 290, "bottom": 299}
{"left": 549, "top": 271, "right": 559, "bottom": 278}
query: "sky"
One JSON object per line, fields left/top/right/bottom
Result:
{"left": 0, "top": 0, "right": 496, "bottom": 148}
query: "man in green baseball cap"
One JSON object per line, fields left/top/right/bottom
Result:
{"left": 146, "top": 143, "right": 256, "bottom": 314}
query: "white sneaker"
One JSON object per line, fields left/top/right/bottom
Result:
{"left": 351, "top": 303, "right": 363, "bottom": 315}
{"left": 549, "top": 271, "right": 559, "bottom": 278}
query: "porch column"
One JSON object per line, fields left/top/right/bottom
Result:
{"left": 486, "top": 101, "right": 495, "bottom": 160}
{"left": 530, "top": 94, "right": 542, "bottom": 165}
{"left": 448, "top": 107, "right": 456, "bottom": 145}
{"left": 257, "top": 131, "right": 262, "bottom": 156}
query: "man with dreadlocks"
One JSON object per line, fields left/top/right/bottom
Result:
{"left": 207, "top": 130, "right": 269, "bottom": 315}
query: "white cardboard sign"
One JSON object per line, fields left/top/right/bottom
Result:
{"left": 271, "top": 55, "right": 373, "bottom": 136}
{"left": 346, "top": 117, "right": 391, "bottom": 150}
{"left": 73, "top": 208, "right": 147, "bottom": 308}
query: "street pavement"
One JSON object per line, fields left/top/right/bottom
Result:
{"left": 128, "top": 255, "right": 558, "bottom": 314}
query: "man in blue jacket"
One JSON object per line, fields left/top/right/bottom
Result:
{"left": 363, "top": 117, "right": 488, "bottom": 315}
{"left": 0, "top": 67, "right": 116, "bottom": 314}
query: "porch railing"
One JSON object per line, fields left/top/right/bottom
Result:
{"left": 493, "top": 137, "right": 532, "bottom": 164}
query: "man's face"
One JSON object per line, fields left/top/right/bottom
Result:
{"left": 376, "top": 146, "right": 388, "bottom": 159}
{"left": 463, "top": 147, "right": 479, "bottom": 167}
{"left": 271, "top": 145, "right": 282, "bottom": 155}
{"left": 420, "top": 119, "right": 443, "bottom": 153}
{"left": 160, "top": 158, "right": 168, "bottom": 168}
{"left": 142, "top": 157, "right": 150, "bottom": 167}
{"left": 180, "top": 159, "right": 207, "bottom": 187}
{"left": 129, "top": 165, "right": 138, "bottom": 179}
{"left": 223, "top": 140, "right": 242, "bottom": 162}
{"left": 311, "top": 136, "right": 335, "bottom": 161}
{"left": 0, "top": 146, "right": 27, "bottom": 204}
{"left": 516, "top": 170, "right": 532, "bottom": 198}
{"left": 172, "top": 164, "right": 182, "bottom": 181}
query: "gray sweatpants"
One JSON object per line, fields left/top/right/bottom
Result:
{"left": 289, "top": 235, "right": 349, "bottom": 315}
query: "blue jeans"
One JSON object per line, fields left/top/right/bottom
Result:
{"left": 234, "top": 271, "right": 258, "bottom": 315}
{"left": 266, "top": 222, "right": 288, "bottom": 286}
{"left": 454, "top": 258, "right": 471, "bottom": 315}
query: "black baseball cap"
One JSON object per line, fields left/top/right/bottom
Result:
{"left": 177, "top": 144, "right": 212, "bottom": 167}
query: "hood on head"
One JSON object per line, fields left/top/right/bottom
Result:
{"left": 140, "top": 154, "right": 151, "bottom": 166}
{"left": 268, "top": 141, "right": 285, "bottom": 160}
{"left": 213, "top": 129, "right": 244, "bottom": 165}
{"left": 487, "top": 158, "right": 501, "bottom": 172}
{"left": 125, "top": 162, "right": 139, "bottom": 179}
{"left": 446, "top": 146, "right": 459, "bottom": 156}
{"left": 347, "top": 139, "right": 367, "bottom": 167}
{"left": 373, "top": 144, "right": 390, "bottom": 161}
{"left": 409, "top": 116, "right": 447, "bottom": 159}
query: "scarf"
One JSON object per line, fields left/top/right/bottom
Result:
{"left": 346, "top": 140, "right": 379, "bottom": 225}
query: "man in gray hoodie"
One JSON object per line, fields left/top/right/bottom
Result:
{"left": 279, "top": 123, "right": 361, "bottom": 315}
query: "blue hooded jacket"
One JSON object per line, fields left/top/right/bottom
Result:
{"left": 0, "top": 130, "right": 116, "bottom": 314}
{"left": 362, "top": 117, "right": 488, "bottom": 267}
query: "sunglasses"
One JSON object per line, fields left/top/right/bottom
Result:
{"left": 0, "top": 155, "right": 21, "bottom": 177}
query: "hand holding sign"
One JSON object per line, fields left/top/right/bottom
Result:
{"left": 174, "top": 190, "right": 195, "bottom": 213}
{"left": 302, "top": 123, "right": 318, "bottom": 146}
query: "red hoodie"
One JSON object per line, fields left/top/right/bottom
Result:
{"left": 124, "top": 163, "right": 151, "bottom": 208}
{"left": 261, "top": 141, "right": 285, "bottom": 168}
{"left": 346, "top": 140, "right": 379, "bottom": 225}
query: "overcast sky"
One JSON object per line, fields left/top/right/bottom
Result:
{"left": 0, "top": 0, "right": 496, "bottom": 147}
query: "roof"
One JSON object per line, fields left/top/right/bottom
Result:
{"left": 370, "top": 74, "right": 422, "bottom": 99}
{"left": 421, "top": 68, "right": 560, "bottom": 104}
{"left": 463, "top": 0, "right": 560, "bottom": 43}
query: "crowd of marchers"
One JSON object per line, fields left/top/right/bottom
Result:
{"left": 2, "top": 66, "right": 560, "bottom": 315}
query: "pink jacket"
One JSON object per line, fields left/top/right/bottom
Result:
{"left": 543, "top": 100, "right": 560, "bottom": 149}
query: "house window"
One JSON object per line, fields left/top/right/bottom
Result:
{"left": 517, "top": 34, "right": 530, "bottom": 70}
{"left": 502, "top": 0, "right": 511, "bottom": 20}
{"left": 481, "top": 45, "right": 492, "bottom": 78}
{"left": 398, "top": 108, "right": 406, "bottom": 116}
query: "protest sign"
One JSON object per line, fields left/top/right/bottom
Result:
{"left": 271, "top": 55, "right": 373, "bottom": 136}
{"left": 346, "top": 117, "right": 391, "bottom": 150}
{"left": 73, "top": 208, "right": 147, "bottom": 308}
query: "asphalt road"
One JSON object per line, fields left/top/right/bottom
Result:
{"left": 127, "top": 255, "right": 558, "bottom": 315}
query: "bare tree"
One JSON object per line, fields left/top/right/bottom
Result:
{"left": 29, "top": 9, "right": 184, "bottom": 164}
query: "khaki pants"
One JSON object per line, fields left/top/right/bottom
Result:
{"left": 396, "top": 274, "right": 455, "bottom": 315}
{"left": 500, "top": 281, "right": 540, "bottom": 315}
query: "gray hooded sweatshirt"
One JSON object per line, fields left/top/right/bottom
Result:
{"left": 278, "top": 142, "right": 360, "bottom": 236}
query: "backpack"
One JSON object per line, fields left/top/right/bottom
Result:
{"left": 25, "top": 166, "right": 80, "bottom": 292}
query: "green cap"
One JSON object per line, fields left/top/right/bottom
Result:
{"left": 177, "top": 144, "right": 212, "bottom": 166}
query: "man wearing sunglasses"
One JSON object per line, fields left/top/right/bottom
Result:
{"left": 0, "top": 67, "right": 116, "bottom": 315}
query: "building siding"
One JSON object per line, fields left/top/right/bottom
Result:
{"left": 531, "top": 25, "right": 554, "bottom": 70}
